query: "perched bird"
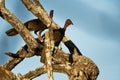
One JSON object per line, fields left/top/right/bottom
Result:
{"left": 6, "top": 19, "right": 47, "bottom": 36}
{"left": 53, "top": 19, "right": 73, "bottom": 47}
{"left": 40, "top": 19, "right": 73, "bottom": 63}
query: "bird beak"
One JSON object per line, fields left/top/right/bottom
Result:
{"left": 70, "top": 20, "right": 73, "bottom": 25}
{"left": 71, "top": 22, "right": 73, "bottom": 25}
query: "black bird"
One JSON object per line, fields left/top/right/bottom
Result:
{"left": 53, "top": 19, "right": 73, "bottom": 47}
{"left": 40, "top": 19, "right": 73, "bottom": 63}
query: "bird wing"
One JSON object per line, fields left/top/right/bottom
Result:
{"left": 53, "top": 29, "right": 65, "bottom": 46}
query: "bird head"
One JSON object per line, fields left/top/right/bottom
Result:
{"left": 49, "top": 10, "right": 54, "bottom": 20}
{"left": 64, "top": 19, "right": 73, "bottom": 29}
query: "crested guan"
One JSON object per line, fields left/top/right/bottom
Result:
{"left": 40, "top": 19, "right": 73, "bottom": 63}
{"left": 53, "top": 19, "right": 73, "bottom": 47}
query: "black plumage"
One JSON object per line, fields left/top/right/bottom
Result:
{"left": 53, "top": 19, "right": 73, "bottom": 47}
{"left": 53, "top": 28, "right": 65, "bottom": 46}
{"left": 64, "top": 40, "right": 82, "bottom": 63}
{"left": 64, "top": 40, "right": 82, "bottom": 55}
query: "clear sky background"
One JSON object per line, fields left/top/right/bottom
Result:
{"left": 0, "top": 0, "right": 120, "bottom": 80}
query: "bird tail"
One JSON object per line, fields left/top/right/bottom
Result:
{"left": 5, "top": 52, "right": 19, "bottom": 58}
{"left": 6, "top": 28, "right": 18, "bottom": 36}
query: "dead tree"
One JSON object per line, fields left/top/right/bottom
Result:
{"left": 0, "top": 0, "right": 99, "bottom": 80}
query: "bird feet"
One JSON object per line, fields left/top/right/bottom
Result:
{"left": 37, "top": 34, "right": 44, "bottom": 42}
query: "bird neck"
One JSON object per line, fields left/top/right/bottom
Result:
{"left": 64, "top": 23, "right": 70, "bottom": 30}
{"left": 50, "top": 15, "right": 53, "bottom": 19}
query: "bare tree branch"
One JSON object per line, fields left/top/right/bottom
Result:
{"left": 0, "top": 66, "right": 17, "bottom": 80}
{"left": 23, "top": 63, "right": 69, "bottom": 79}
{"left": 44, "top": 32, "right": 54, "bottom": 80}
{"left": 21, "top": 0, "right": 52, "bottom": 27}
{"left": 0, "top": 0, "right": 43, "bottom": 54}
{"left": 21, "top": 48, "right": 99, "bottom": 80}
{"left": 23, "top": 65, "right": 46, "bottom": 79}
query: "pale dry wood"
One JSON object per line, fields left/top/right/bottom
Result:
{"left": 21, "top": 48, "right": 99, "bottom": 80}
{"left": 44, "top": 32, "right": 54, "bottom": 80}
{"left": 0, "top": 66, "right": 17, "bottom": 80}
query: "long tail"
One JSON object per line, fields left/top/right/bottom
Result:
{"left": 5, "top": 52, "right": 19, "bottom": 58}
{"left": 64, "top": 40, "right": 82, "bottom": 63}
{"left": 64, "top": 40, "right": 82, "bottom": 55}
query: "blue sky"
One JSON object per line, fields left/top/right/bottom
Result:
{"left": 0, "top": 0, "right": 120, "bottom": 80}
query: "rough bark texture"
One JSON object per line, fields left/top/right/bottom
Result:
{"left": 44, "top": 31, "right": 54, "bottom": 80}
{"left": 0, "top": 66, "right": 17, "bottom": 80}
{"left": 0, "top": 0, "right": 99, "bottom": 80}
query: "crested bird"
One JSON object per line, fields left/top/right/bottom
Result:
{"left": 40, "top": 19, "right": 73, "bottom": 63}
{"left": 53, "top": 19, "right": 73, "bottom": 47}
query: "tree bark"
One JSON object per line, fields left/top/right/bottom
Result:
{"left": 0, "top": 66, "right": 17, "bottom": 80}
{"left": 44, "top": 31, "right": 54, "bottom": 80}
